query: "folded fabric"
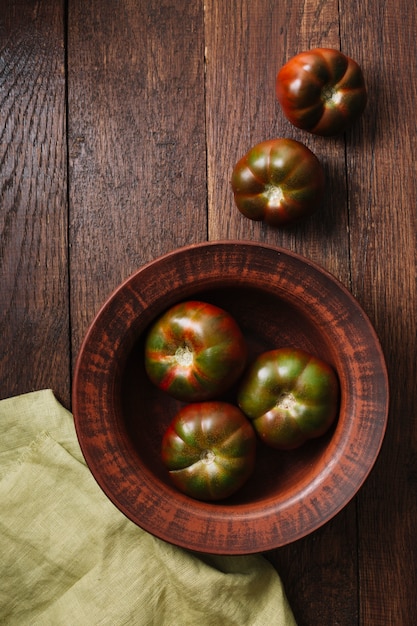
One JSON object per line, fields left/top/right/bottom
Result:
{"left": 0, "top": 390, "right": 296, "bottom": 625}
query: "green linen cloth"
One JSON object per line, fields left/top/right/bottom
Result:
{"left": 0, "top": 389, "right": 296, "bottom": 626}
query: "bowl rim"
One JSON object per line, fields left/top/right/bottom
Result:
{"left": 72, "top": 240, "right": 389, "bottom": 554}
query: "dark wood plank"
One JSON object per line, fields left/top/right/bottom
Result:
{"left": 204, "top": 0, "right": 351, "bottom": 285}
{"left": 0, "top": 1, "right": 70, "bottom": 407}
{"left": 204, "top": 2, "right": 358, "bottom": 624}
{"left": 67, "top": 0, "right": 207, "bottom": 360}
{"left": 341, "top": 1, "right": 417, "bottom": 623}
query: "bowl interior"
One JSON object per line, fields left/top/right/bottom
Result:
{"left": 122, "top": 285, "right": 339, "bottom": 505}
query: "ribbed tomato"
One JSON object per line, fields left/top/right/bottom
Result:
{"left": 144, "top": 301, "right": 247, "bottom": 401}
{"left": 161, "top": 402, "right": 256, "bottom": 501}
{"left": 231, "top": 138, "right": 325, "bottom": 226}
{"left": 237, "top": 348, "right": 339, "bottom": 450}
{"left": 276, "top": 48, "right": 367, "bottom": 136}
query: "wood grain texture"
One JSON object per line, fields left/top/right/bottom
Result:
{"left": 0, "top": 0, "right": 416, "bottom": 623}
{"left": 0, "top": 1, "right": 70, "bottom": 406}
{"left": 340, "top": 1, "right": 417, "bottom": 623}
{"left": 204, "top": 0, "right": 351, "bottom": 287}
{"left": 67, "top": 0, "right": 207, "bottom": 357}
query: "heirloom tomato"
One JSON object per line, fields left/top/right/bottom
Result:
{"left": 237, "top": 348, "right": 339, "bottom": 450}
{"left": 144, "top": 300, "right": 247, "bottom": 402}
{"left": 231, "top": 138, "right": 325, "bottom": 227}
{"left": 276, "top": 48, "right": 367, "bottom": 136}
{"left": 161, "top": 402, "right": 256, "bottom": 501}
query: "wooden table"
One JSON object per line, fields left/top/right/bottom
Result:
{"left": 1, "top": 2, "right": 416, "bottom": 624}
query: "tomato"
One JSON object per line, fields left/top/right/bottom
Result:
{"left": 237, "top": 348, "right": 339, "bottom": 450}
{"left": 144, "top": 300, "right": 247, "bottom": 402}
{"left": 276, "top": 48, "right": 367, "bottom": 136}
{"left": 230, "top": 138, "right": 325, "bottom": 227}
{"left": 161, "top": 402, "right": 256, "bottom": 501}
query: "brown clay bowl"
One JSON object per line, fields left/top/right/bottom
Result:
{"left": 73, "top": 241, "right": 389, "bottom": 555}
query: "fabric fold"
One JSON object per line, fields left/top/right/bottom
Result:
{"left": 0, "top": 390, "right": 296, "bottom": 625}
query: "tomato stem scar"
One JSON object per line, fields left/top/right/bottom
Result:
{"left": 276, "top": 392, "right": 297, "bottom": 412}
{"left": 321, "top": 85, "right": 342, "bottom": 106}
{"left": 264, "top": 183, "right": 284, "bottom": 205}
{"left": 175, "top": 345, "right": 193, "bottom": 366}
{"left": 200, "top": 449, "right": 216, "bottom": 464}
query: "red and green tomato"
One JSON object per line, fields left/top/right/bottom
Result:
{"left": 276, "top": 48, "right": 367, "bottom": 136}
{"left": 161, "top": 401, "right": 256, "bottom": 501}
{"left": 231, "top": 138, "right": 325, "bottom": 226}
{"left": 237, "top": 348, "right": 339, "bottom": 450}
{"left": 145, "top": 300, "right": 247, "bottom": 402}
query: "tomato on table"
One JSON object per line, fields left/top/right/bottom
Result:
{"left": 161, "top": 402, "right": 257, "bottom": 501}
{"left": 230, "top": 138, "right": 325, "bottom": 227}
{"left": 144, "top": 300, "right": 247, "bottom": 402}
{"left": 237, "top": 348, "right": 339, "bottom": 450}
{"left": 276, "top": 48, "right": 367, "bottom": 136}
